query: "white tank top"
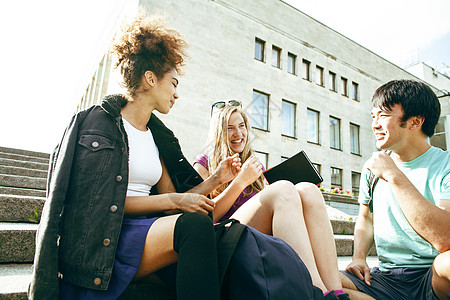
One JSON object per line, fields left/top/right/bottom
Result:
{"left": 122, "top": 117, "right": 162, "bottom": 196}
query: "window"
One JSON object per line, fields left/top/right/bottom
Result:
{"left": 352, "top": 82, "right": 359, "bottom": 100}
{"left": 331, "top": 167, "right": 342, "bottom": 190}
{"left": 254, "top": 38, "right": 265, "bottom": 61}
{"left": 254, "top": 151, "right": 268, "bottom": 169}
{"left": 272, "top": 46, "right": 281, "bottom": 68}
{"left": 350, "top": 123, "right": 360, "bottom": 155}
{"left": 302, "top": 59, "right": 310, "bottom": 80}
{"left": 341, "top": 77, "right": 348, "bottom": 96}
{"left": 282, "top": 100, "right": 296, "bottom": 137}
{"left": 307, "top": 108, "right": 320, "bottom": 144}
{"left": 430, "top": 115, "right": 448, "bottom": 150}
{"left": 329, "top": 71, "right": 336, "bottom": 92}
{"left": 316, "top": 65, "right": 324, "bottom": 86}
{"left": 352, "top": 172, "right": 361, "bottom": 196}
{"left": 329, "top": 116, "right": 341, "bottom": 150}
{"left": 287, "top": 52, "right": 296, "bottom": 74}
{"left": 252, "top": 90, "right": 269, "bottom": 131}
{"left": 312, "top": 163, "right": 321, "bottom": 176}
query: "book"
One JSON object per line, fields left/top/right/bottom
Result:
{"left": 263, "top": 150, "right": 323, "bottom": 185}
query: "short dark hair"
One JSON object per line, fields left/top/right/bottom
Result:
{"left": 372, "top": 79, "right": 441, "bottom": 137}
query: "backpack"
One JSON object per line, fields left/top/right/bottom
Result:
{"left": 215, "top": 219, "right": 325, "bottom": 300}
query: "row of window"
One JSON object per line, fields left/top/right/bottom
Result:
{"left": 255, "top": 37, "right": 360, "bottom": 101}
{"left": 254, "top": 151, "right": 362, "bottom": 195}
{"left": 252, "top": 90, "right": 361, "bottom": 155}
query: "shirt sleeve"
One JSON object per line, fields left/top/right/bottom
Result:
{"left": 440, "top": 169, "right": 450, "bottom": 200}
{"left": 194, "top": 154, "right": 209, "bottom": 170}
{"left": 358, "top": 167, "right": 371, "bottom": 205}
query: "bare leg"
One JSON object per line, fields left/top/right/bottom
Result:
{"left": 340, "top": 272, "right": 375, "bottom": 299}
{"left": 432, "top": 250, "right": 450, "bottom": 300}
{"left": 134, "top": 214, "right": 180, "bottom": 278}
{"left": 296, "top": 182, "right": 342, "bottom": 291}
{"left": 231, "top": 180, "right": 327, "bottom": 292}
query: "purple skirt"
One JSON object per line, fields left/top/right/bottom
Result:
{"left": 59, "top": 216, "right": 159, "bottom": 299}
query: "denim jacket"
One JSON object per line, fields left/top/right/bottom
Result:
{"left": 28, "top": 94, "right": 202, "bottom": 299}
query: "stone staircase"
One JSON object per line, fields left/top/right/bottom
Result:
{"left": 0, "top": 146, "right": 376, "bottom": 299}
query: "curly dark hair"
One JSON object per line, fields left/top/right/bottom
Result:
{"left": 111, "top": 14, "right": 187, "bottom": 96}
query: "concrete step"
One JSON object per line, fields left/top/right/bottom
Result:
{"left": 0, "top": 195, "right": 44, "bottom": 223}
{"left": 0, "top": 146, "right": 50, "bottom": 159}
{"left": 0, "top": 158, "right": 48, "bottom": 172}
{"left": 0, "top": 165, "right": 47, "bottom": 179}
{"left": 330, "top": 219, "right": 355, "bottom": 235}
{"left": 0, "top": 187, "right": 46, "bottom": 198}
{"left": 0, "top": 152, "right": 49, "bottom": 165}
{"left": 0, "top": 174, "right": 46, "bottom": 190}
{"left": 0, "top": 223, "right": 37, "bottom": 263}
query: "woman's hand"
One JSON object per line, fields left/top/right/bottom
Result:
{"left": 235, "top": 155, "right": 263, "bottom": 187}
{"left": 214, "top": 153, "right": 242, "bottom": 184}
{"left": 171, "top": 193, "right": 215, "bottom": 215}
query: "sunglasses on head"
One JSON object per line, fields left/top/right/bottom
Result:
{"left": 210, "top": 100, "right": 242, "bottom": 116}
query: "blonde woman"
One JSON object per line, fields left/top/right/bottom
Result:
{"left": 194, "top": 103, "right": 347, "bottom": 298}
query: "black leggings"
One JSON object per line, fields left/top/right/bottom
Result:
{"left": 173, "top": 212, "right": 220, "bottom": 300}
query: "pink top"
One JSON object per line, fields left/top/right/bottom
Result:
{"left": 195, "top": 154, "right": 261, "bottom": 223}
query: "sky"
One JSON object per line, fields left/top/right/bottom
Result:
{"left": 0, "top": 0, "right": 449, "bottom": 154}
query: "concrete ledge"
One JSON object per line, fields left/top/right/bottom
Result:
{"left": 331, "top": 219, "right": 355, "bottom": 235}
{"left": 0, "top": 166, "right": 47, "bottom": 179}
{"left": 0, "top": 175, "right": 46, "bottom": 190}
{"left": 0, "top": 147, "right": 50, "bottom": 159}
{"left": 0, "top": 195, "right": 45, "bottom": 223}
{"left": 0, "top": 159, "right": 48, "bottom": 172}
{"left": 0, "top": 153, "right": 49, "bottom": 165}
{"left": 0, "top": 223, "right": 37, "bottom": 263}
{"left": 0, "top": 187, "right": 46, "bottom": 198}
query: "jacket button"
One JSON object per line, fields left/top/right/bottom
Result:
{"left": 92, "top": 141, "right": 99, "bottom": 148}
{"left": 116, "top": 175, "right": 122, "bottom": 182}
{"left": 103, "top": 238, "right": 111, "bottom": 246}
{"left": 94, "top": 278, "right": 102, "bottom": 285}
{"left": 110, "top": 205, "right": 118, "bottom": 212}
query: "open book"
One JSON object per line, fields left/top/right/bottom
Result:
{"left": 263, "top": 150, "right": 323, "bottom": 185}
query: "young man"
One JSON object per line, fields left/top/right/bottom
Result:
{"left": 341, "top": 80, "right": 450, "bottom": 300}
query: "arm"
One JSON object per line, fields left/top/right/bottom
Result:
{"left": 367, "top": 151, "right": 450, "bottom": 252}
{"left": 124, "top": 158, "right": 215, "bottom": 216}
{"left": 345, "top": 203, "right": 374, "bottom": 285}
{"left": 195, "top": 155, "right": 263, "bottom": 222}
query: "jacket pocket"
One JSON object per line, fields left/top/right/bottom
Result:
{"left": 78, "top": 134, "right": 115, "bottom": 152}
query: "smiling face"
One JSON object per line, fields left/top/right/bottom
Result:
{"left": 152, "top": 69, "right": 179, "bottom": 114}
{"left": 227, "top": 111, "right": 248, "bottom": 154}
{"left": 371, "top": 104, "right": 408, "bottom": 151}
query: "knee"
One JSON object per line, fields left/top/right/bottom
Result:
{"left": 434, "top": 250, "right": 450, "bottom": 280}
{"left": 173, "top": 212, "right": 214, "bottom": 252}
{"left": 260, "top": 180, "right": 299, "bottom": 209}
{"left": 295, "top": 182, "right": 326, "bottom": 209}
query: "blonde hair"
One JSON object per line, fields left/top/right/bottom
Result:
{"left": 207, "top": 105, "right": 265, "bottom": 198}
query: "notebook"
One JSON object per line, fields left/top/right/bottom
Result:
{"left": 263, "top": 150, "right": 323, "bottom": 185}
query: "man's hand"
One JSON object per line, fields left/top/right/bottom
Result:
{"left": 345, "top": 259, "right": 372, "bottom": 286}
{"left": 365, "top": 151, "right": 399, "bottom": 182}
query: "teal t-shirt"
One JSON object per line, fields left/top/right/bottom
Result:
{"left": 359, "top": 146, "right": 450, "bottom": 270}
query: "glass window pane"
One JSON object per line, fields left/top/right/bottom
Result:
{"left": 350, "top": 123, "right": 360, "bottom": 154}
{"left": 272, "top": 46, "right": 281, "bottom": 68}
{"left": 352, "top": 82, "right": 359, "bottom": 100}
{"left": 352, "top": 172, "right": 361, "bottom": 196}
{"left": 254, "top": 151, "right": 268, "bottom": 169}
{"left": 307, "top": 109, "right": 319, "bottom": 143}
{"left": 330, "top": 116, "right": 341, "bottom": 149}
{"left": 331, "top": 167, "right": 342, "bottom": 189}
{"left": 316, "top": 66, "right": 323, "bottom": 86}
{"left": 341, "top": 77, "right": 348, "bottom": 96}
{"left": 302, "top": 60, "right": 310, "bottom": 80}
{"left": 288, "top": 53, "right": 296, "bottom": 74}
{"left": 252, "top": 91, "right": 269, "bottom": 130}
{"left": 282, "top": 100, "right": 296, "bottom": 137}
{"left": 255, "top": 39, "right": 264, "bottom": 61}
{"left": 329, "top": 72, "right": 336, "bottom": 91}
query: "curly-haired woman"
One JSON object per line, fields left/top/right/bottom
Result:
{"left": 29, "top": 15, "right": 237, "bottom": 300}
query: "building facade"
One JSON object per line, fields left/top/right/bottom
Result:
{"left": 77, "top": 0, "right": 447, "bottom": 193}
